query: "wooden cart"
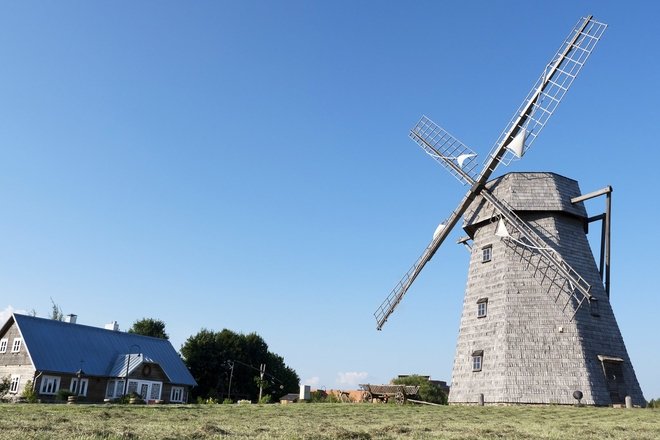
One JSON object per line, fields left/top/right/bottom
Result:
{"left": 359, "top": 384, "right": 420, "bottom": 405}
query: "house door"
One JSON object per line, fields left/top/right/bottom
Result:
{"left": 602, "top": 360, "right": 626, "bottom": 404}
{"left": 140, "top": 384, "right": 149, "bottom": 400}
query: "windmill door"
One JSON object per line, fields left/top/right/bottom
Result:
{"left": 601, "top": 359, "right": 626, "bottom": 404}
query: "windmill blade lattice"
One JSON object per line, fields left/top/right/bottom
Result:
{"left": 376, "top": 123, "right": 595, "bottom": 328}
{"left": 409, "top": 116, "right": 480, "bottom": 185}
{"left": 374, "top": 206, "right": 464, "bottom": 330}
{"left": 375, "top": 15, "right": 606, "bottom": 330}
{"left": 482, "top": 194, "right": 592, "bottom": 320}
{"left": 485, "top": 16, "right": 607, "bottom": 168}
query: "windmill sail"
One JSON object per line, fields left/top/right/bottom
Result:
{"left": 478, "top": 191, "right": 592, "bottom": 319}
{"left": 374, "top": 16, "right": 606, "bottom": 330}
{"left": 374, "top": 206, "right": 465, "bottom": 330}
{"left": 483, "top": 15, "right": 607, "bottom": 170}
{"left": 375, "top": 124, "right": 593, "bottom": 328}
{"left": 409, "top": 116, "right": 480, "bottom": 185}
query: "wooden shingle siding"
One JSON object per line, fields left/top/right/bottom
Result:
{"left": 449, "top": 173, "right": 645, "bottom": 406}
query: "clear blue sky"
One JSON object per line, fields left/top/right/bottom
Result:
{"left": 1, "top": 1, "right": 659, "bottom": 398}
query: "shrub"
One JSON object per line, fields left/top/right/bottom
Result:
{"left": 258, "top": 394, "right": 272, "bottom": 404}
{"left": 56, "top": 389, "right": 75, "bottom": 401}
{"left": 0, "top": 376, "right": 10, "bottom": 400}
{"left": 310, "top": 390, "right": 339, "bottom": 403}
{"left": 391, "top": 375, "right": 448, "bottom": 405}
{"left": 21, "top": 381, "right": 38, "bottom": 403}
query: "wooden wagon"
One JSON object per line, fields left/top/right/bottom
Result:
{"left": 359, "top": 384, "right": 420, "bottom": 405}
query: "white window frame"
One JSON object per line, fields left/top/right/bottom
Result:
{"left": 11, "top": 338, "right": 22, "bottom": 353}
{"left": 105, "top": 380, "right": 116, "bottom": 398}
{"left": 0, "top": 338, "right": 7, "bottom": 353}
{"left": 40, "top": 375, "right": 61, "bottom": 395}
{"left": 9, "top": 375, "right": 20, "bottom": 394}
{"left": 71, "top": 378, "right": 89, "bottom": 396}
{"left": 482, "top": 246, "right": 492, "bottom": 263}
{"left": 116, "top": 380, "right": 125, "bottom": 397}
{"left": 126, "top": 379, "right": 162, "bottom": 401}
{"left": 477, "top": 298, "right": 488, "bottom": 318}
{"left": 106, "top": 380, "right": 126, "bottom": 399}
{"left": 170, "top": 386, "right": 185, "bottom": 403}
{"left": 472, "top": 355, "right": 482, "bottom": 371}
{"left": 472, "top": 350, "right": 484, "bottom": 372}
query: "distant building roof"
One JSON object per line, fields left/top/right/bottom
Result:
{"left": 5, "top": 314, "right": 196, "bottom": 386}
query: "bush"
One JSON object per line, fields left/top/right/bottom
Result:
{"left": 391, "top": 375, "right": 448, "bottom": 405}
{"left": 21, "top": 381, "right": 38, "bottom": 403}
{"left": 310, "top": 390, "right": 339, "bottom": 403}
{"left": 0, "top": 376, "right": 10, "bottom": 400}
{"left": 258, "top": 394, "right": 272, "bottom": 404}
{"left": 56, "top": 389, "right": 75, "bottom": 401}
{"left": 647, "top": 398, "right": 659, "bottom": 408}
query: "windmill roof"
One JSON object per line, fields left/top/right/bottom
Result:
{"left": 464, "top": 172, "right": 588, "bottom": 232}
{"left": 5, "top": 314, "right": 196, "bottom": 386}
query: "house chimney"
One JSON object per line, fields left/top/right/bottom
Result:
{"left": 64, "top": 314, "right": 77, "bottom": 324}
{"left": 104, "top": 321, "right": 119, "bottom": 331}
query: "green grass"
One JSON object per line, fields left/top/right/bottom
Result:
{"left": 0, "top": 403, "right": 657, "bottom": 439}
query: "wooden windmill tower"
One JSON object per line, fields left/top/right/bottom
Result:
{"left": 374, "top": 16, "right": 645, "bottom": 406}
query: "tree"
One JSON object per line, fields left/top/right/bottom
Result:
{"left": 49, "top": 298, "right": 64, "bottom": 321}
{"left": 180, "top": 328, "right": 299, "bottom": 402}
{"left": 128, "top": 318, "right": 169, "bottom": 339}
{"left": 391, "top": 375, "right": 448, "bottom": 405}
{"left": 0, "top": 376, "right": 10, "bottom": 399}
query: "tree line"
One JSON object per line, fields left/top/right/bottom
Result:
{"left": 38, "top": 298, "right": 300, "bottom": 402}
{"left": 126, "top": 318, "right": 299, "bottom": 402}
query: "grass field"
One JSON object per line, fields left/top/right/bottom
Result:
{"left": 0, "top": 403, "right": 658, "bottom": 440}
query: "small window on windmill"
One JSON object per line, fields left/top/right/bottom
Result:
{"left": 477, "top": 298, "right": 488, "bottom": 318}
{"left": 589, "top": 298, "right": 600, "bottom": 317}
{"left": 472, "top": 350, "right": 483, "bottom": 372}
{"left": 482, "top": 245, "right": 492, "bottom": 263}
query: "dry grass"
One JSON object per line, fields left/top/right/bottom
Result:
{"left": 0, "top": 403, "right": 657, "bottom": 439}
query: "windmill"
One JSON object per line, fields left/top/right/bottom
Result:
{"left": 375, "top": 15, "right": 645, "bottom": 406}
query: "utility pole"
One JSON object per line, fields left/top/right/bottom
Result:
{"left": 258, "top": 363, "right": 265, "bottom": 402}
{"left": 227, "top": 361, "right": 235, "bottom": 401}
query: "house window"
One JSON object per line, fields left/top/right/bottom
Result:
{"left": 0, "top": 338, "right": 7, "bottom": 353}
{"left": 106, "top": 380, "right": 116, "bottom": 398}
{"left": 482, "top": 246, "right": 492, "bottom": 263}
{"left": 11, "top": 338, "right": 22, "bottom": 353}
{"left": 116, "top": 380, "right": 125, "bottom": 397}
{"left": 472, "top": 350, "right": 484, "bottom": 372}
{"left": 40, "top": 376, "right": 61, "bottom": 395}
{"left": 171, "top": 386, "right": 184, "bottom": 403}
{"left": 477, "top": 298, "right": 488, "bottom": 318}
{"left": 9, "top": 375, "right": 20, "bottom": 394}
{"left": 127, "top": 380, "right": 138, "bottom": 395}
{"left": 150, "top": 383, "right": 161, "bottom": 400}
{"left": 106, "top": 380, "right": 125, "bottom": 398}
{"left": 71, "top": 378, "right": 89, "bottom": 396}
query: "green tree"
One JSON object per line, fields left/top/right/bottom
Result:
{"left": 49, "top": 297, "right": 64, "bottom": 321}
{"left": 128, "top": 318, "right": 169, "bottom": 339}
{"left": 391, "top": 375, "right": 448, "bottom": 405}
{"left": 0, "top": 376, "right": 10, "bottom": 399}
{"left": 20, "top": 380, "right": 37, "bottom": 403}
{"left": 181, "top": 328, "right": 299, "bottom": 402}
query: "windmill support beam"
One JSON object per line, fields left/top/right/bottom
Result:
{"left": 570, "top": 186, "right": 612, "bottom": 204}
{"left": 571, "top": 186, "right": 612, "bottom": 299}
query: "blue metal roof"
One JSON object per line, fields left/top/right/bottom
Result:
{"left": 12, "top": 314, "right": 196, "bottom": 386}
